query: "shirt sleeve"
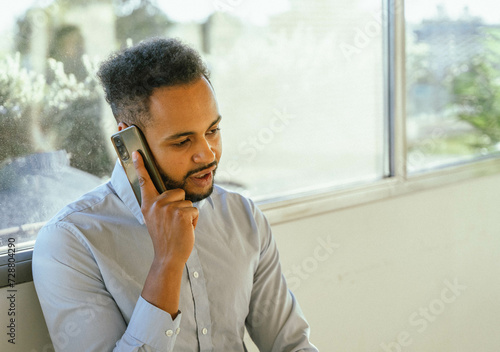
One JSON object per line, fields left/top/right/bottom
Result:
{"left": 244, "top": 205, "right": 319, "bottom": 352}
{"left": 32, "top": 223, "right": 181, "bottom": 352}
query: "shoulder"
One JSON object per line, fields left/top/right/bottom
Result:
{"left": 211, "top": 184, "right": 260, "bottom": 209}
{"left": 34, "top": 181, "right": 119, "bottom": 254}
{"left": 210, "top": 184, "right": 261, "bottom": 216}
{"left": 209, "top": 184, "right": 271, "bottom": 236}
{"left": 45, "top": 182, "right": 114, "bottom": 225}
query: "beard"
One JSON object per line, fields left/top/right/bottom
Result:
{"left": 160, "top": 160, "right": 217, "bottom": 202}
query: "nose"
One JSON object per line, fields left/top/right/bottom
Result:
{"left": 192, "top": 138, "right": 216, "bottom": 164}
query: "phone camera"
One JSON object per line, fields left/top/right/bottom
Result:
{"left": 113, "top": 136, "right": 130, "bottom": 161}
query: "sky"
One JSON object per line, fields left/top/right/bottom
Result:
{"left": 0, "top": 1, "right": 39, "bottom": 32}
{"left": 157, "top": 0, "right": 290, "bottom": 25}
{"left": 0, "top": 0, "right": 291, "bottom": 33}
{"left": 0, "top": 0, "right": 499, "bottom": 36}
{"left": 405, "top": 0, "right": 500, "bottom": 24}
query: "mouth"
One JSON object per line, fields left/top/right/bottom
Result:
{"left": 188, "top": 165, "right": 216, "bottom": 187}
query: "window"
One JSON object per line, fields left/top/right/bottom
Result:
{"left": 0, "top": 0, "right": 386, "bottom": 257}
{"left": 1, "top": 0, "right": 500, "bottom": 284}
{"left": 405, "top": 0, "right": 500, "bottom": 173}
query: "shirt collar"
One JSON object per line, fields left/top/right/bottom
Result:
{"left": 110, "top": 160, "right": 145, "bottom": 224}
{"left": 110, "top": 160, "right": 214, "bottom": 225}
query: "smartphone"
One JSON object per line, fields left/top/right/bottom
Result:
{"left": 111, "top": 125, "right": 166, "bottom": 205}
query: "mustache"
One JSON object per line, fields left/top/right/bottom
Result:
{"left": 185, "top": 160, "right": 218, "bottom": 178}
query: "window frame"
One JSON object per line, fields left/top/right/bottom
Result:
{"left": 2, "top": 0, "right": 500, "bottom": 288}
{"left": 260, "top": 0, "right": 500, "bottom": 224}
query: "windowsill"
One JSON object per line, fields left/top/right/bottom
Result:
{"left": 1, "top": 156, "right": 500, "bottom": 288}
{"left": 258, "top": 156, "right": 500, "bottom": 225}
{"left": 0, "top": 249, "right": 34, "bottom": 289}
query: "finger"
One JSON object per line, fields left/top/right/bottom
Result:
{"left": 192, "top": 212, "right": 198, "bottom": 229}
{"left": 156, "top": 189, "right": 187, "bottom": 204}
{"left": 181, "top": 206, "right": 199, "bottom": 229}
{"left": 132, "top": 151, "right": 159, "bottom": 202}
{"left": 156, "top": 199, "right": 194, "bottom": 211}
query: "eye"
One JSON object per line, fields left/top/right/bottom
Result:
{"left": 173, "top": 138, "right": 190, "bottom": 147}
{"left": 208, "top": 127, "right": 220, "bottom": 135}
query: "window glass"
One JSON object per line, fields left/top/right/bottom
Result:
{"left": 406, "top": 0, "right": 500, "bottom": 173}
{"left": 0, "top": 0, "right": 386, "bottom": 253}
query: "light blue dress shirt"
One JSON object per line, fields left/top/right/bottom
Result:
{"left": 33, "top": 161, "right": 318, "bottom": 351}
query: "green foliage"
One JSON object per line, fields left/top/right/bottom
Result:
{"left": 1, "top": 0, "right": 174, "bottom": 178}
{"left": 0, "top": 53, "right": 45, "bottom": 161}
{"left": 451, "top": 28, "right": 500, "bottom": 148}
{"left": 0, "top": 53, "right": 112, "bottom": 177}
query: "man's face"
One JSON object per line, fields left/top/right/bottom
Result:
{"left": 141, "top": 76, "right": 222, "bottom": 202}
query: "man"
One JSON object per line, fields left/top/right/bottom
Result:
{"left": 33, "top": 37, "right": 317, "bottom": 351}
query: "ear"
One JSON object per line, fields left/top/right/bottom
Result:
{"left": 118, "top": 122, "right": 129, "bottom": 132}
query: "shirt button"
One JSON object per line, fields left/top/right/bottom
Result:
{"left": 202, "top": 328, "right": 208, "bottom": 335}
{"left": 175, "top": 327, "right": 181, "bottom": 335}
{"left": 193, "top": 271, "right": 199, "bottom": 279}
{"left": 165, "top": 330, "right": 173, "bottom": 337}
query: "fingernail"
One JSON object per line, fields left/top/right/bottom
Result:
{"left": 132, "top": 151, "right": 138, "bottom": 161}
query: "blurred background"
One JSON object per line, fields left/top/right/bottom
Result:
{"left": 1, "top": 0, "right": 387, "bottom": 251}
{"left": 2, "top": 2, "right": 500, "bottom": 351}
{"left": 1, "top": 0, "right": 500, "bottom": 282}
{"left": 0, "top": 0, "right": 500, "bottom": 256}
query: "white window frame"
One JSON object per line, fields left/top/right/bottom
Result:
{"left": 259, "top": 0, "right": 500, "bottom": 224}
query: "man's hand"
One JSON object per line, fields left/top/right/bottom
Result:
{"left": 132, "top": 151, "right": 197, "bottom": 317}
{"left": 133, "top": 151, "right": 197, "bottom": 266}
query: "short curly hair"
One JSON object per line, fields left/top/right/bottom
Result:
{"left": 97, "top": 37, "right": 209, "bottom": 128}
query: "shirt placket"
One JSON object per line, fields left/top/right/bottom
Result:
{"left": 186, "top": 246, "right": 214, "bottom": 352}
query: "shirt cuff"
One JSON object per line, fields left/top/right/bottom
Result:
{"left": 124, "top": 296, "right": 182, "bottom": 351}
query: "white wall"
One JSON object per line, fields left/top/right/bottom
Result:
{"left": 270, "top": 172, "right": 500, "bottom": 351}
{"left": 2, "top": 173, "right": 500, "bottom": 351}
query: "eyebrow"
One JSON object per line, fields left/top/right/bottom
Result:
{"left": 164, "top": 115, "right": 222, "bottom": 142}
